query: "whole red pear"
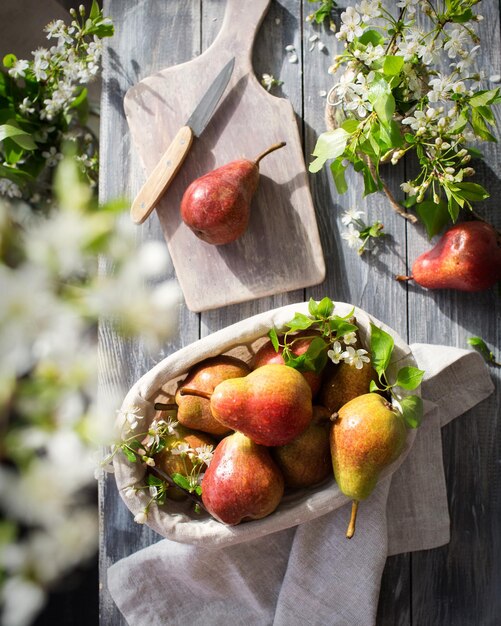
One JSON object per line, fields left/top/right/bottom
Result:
{"left": 210, "top": 363, "right": 313, "bottom": 446}
{"left": 201, "top": 432, "right": 284, "bottom": 525}
{"left": 180, "top": 142, "right": 285, "bottom": 245}
{"left": 408, "top": 221, "right": 501, "bottom": 291}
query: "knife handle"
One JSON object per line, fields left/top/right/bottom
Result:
{"left": 130, "top": 125, "right": 194, "bottom": 224}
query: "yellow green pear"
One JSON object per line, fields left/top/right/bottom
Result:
{"left": 330, "top": 392, "right": 407, "bottom": 538}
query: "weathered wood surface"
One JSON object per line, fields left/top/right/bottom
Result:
{"left": 99, "top": 1, "right": 501, "bottom": 624}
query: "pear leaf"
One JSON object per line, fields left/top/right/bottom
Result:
{"left": 394, "top": 366, "right": 425, "bottom": 390}
{"left": 399, "top": 395, "right": 423, "bottom": 428}
{"left": 308, "top": 298, "right": 319, "bottom": 317}
{"left": 369, "top": 380, "right": 381, "bottom": 392}
{"left": 285, "top": 313, "right": 314, "bottom": 331}
{"left": 171, "top": 473, "right": 191, "bottom": 491}
{"left": 370, "top": 323, "right": 394, "bottom": 378}
{"left": 122, "top": 446, "right": 137, "bottom": 463}
{"left": 316, "top": 297, "right": 334, "bottom": 318}
{"left": 268, "top": 327, "right": 279, "bottom": 352}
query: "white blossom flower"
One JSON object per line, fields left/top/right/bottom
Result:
{"left": 443, "top": 27, "right": 469, "bottom": 59}
{"left": 343, "top": 331, "right": 358, "bottom": 345}
{"left": 42, "top": 146, "right": 63, "bottom": 167}
{"left": 396, "top": 0, "right": 419, "bottom": 15}
{"left": 0, "top": 178, "right": 22, "bottom": 198}
{"left": 341, "top": 207, "right": 364, "bottom": 226}
{"left": 400, "top": 181, "right": 418, "bottom": 196}
{"left": 195, "top": 444, "right": 214, "bottom": 467}
{"left": 116, "top": 406, "right": 144, "bottom": 432}
{"left": 8, "top": 59, "right": 29, "bottom": 79}
{"left": 134, "top": 510, "right": 148, "bottom": 524}
{"left": 124, "top": 487, "right": 137, "bottom": 499}
{"left": 342, "top": 224, "right": 362, "bottom": 249}
{"left": 355, "top": 0, "right": 381, "bottom": 20}
{"left": 44, "top": 19, "right": 73, "bottom": 45}
{"left": 327, "top": 341, "right": 344, "bottom": 364}
{"left": 337, "top": 7, "right": 363, "bottom": 42}
{"left": 149, "top": 485, "right": 158, "bottom": 497}
{"left": 0, "top": 576, "right": 45, "bottom": 626}
{"left": 32, "top": 47, "right": 50, "bottom": 81}
{"left": 171, "top": 442, "right": 192, "bottom": 456}
{"left": 19, "top": 97, "right": 35, "bottom": 116}
{"left": 342, "top": 346, "right": 371, "bottom": 369}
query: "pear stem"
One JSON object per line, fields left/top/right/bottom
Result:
{"left": 179, "top": 387, "right": 212, "bottom": 401}
{"left": 153, "top": 402, "right": 178, "bottom": 411}
{"left": 395, "top": 274, "right": 413, "bottom": 283}
{"left": 254, "top": 141, "right": 286, "bottom": 165}
{"left": 346, "top": 500, "right": 359, "bottom": 539}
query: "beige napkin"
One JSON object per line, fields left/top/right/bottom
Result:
{"left": 107, "top": 344, "right": 493, "bottom": 625}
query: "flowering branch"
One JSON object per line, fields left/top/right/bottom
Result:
{"left": 310, "top": 0, "right": 499, "bottom": 239}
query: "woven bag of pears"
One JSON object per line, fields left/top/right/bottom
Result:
{"left": 112, "top": 298, "right": 423, "bottom": 545}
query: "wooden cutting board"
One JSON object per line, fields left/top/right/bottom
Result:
{"left": 124, "top": 0, "right": 325, "bottom": 312}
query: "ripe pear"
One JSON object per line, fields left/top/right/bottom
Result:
{"left": 175, "top": 356, "right": 250, "bottom": 436}
{"left": 252, "top": 331, "right": 327, "bottom": 397}
{"left": 180, "top": 141, "right": 286, "bottom": 245}
{"left": 397, "top": 221, "right": 501, "bottom": 291}
{"left": 201, "top": 431, "right": 285, "bottom": 525}
{"left": 154, "top": 425, "right": 216, "bottom": 501}
{"left": 319, "top": 359, "right": 378, "bottom": 414}
{"left": 272, "top": 406, "right": 332, "bottom": 489}
{"left": 330, "top": 393, "right": 407, "bottom": 538}
{"left": 209, "top": 363, "right": 313, "bottom": 446}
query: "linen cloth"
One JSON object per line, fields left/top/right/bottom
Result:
{"left": 107, "top": 343, "right": 494, "bottom": 625}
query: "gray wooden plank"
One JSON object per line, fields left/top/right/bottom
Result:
{"left": 301, "top": 3, "right": 412, "bottom": 623}
{"left": 408, "top": 0, "right": 501, "bottom": 624}
{"left": 99, "top": 1, "right": 203, "bottom": 624}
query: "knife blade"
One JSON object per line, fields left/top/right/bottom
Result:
{"left": 130, "top": 57, "right": 235, "bottom": 225}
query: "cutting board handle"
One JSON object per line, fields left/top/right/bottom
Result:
{"left": 212, "top": 0, "right": 271, "bottom": 70}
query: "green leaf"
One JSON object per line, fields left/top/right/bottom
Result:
{"left": 122, "top": 446, "right": 137, "bottom": 463}
{"left": 399, "top": 395, "right": 423, "bottom": 428}
{"left": 341, "top": 119, "right": 360, "bottom": 133}
{"left": 90, "top": 0, "right": 101, "bottom": 20}
{"left": 194, "top": 485, "right": 203, "bottom": 496}
{"left": 453, "top": 182, "right": 490, "bottom": 202}
{"left": 293, "top": 336, "right": 329, "bottom": 373}
{"left": 285, "top": 312, "right": 314, "bottom": 331}
{"left": 316, "top": 297, "right": 334, "bottom": 318}
{"left": 331, "top": 159, "right": 348, "bottom": 194}
{"left": 395, "top": 366, "right": 425, "bottom": 390}
{"left": 329, "top": 318, "right": 358, "bottom": 337}
{"left": 171, "top": 473, "right": 191, "bottom": 491}
{"left": 467, "top": 336, "right": 499, "bottom": 365}
{"left": 415, "top": 199, "right": 451, "bottom": 239}
{"left": 370, "top": 323, "right": 394, "bottom": 378}
{"left": 470, "top": 108, "right": 497, "bottom": 142}
{"left": 383, "top": 55, "right": 405, "bottom": 76}
{"left": 359, "top": 29, "right": 385, "bottom": 46}
{"left": 475, "top": 104, "right": 496, "bottom": 125}
{"left": 308, "top": 298, "right": 319, "bottom": 317}
{"left": 268, "top": 327, "right": 280, "bottom": 352}
{"left": 2, "top": 54, "right": 17, "bottom": 69}
{"left": 469, "top": 88, "right": 500, "bottom": 107}
{"left": 362, "top": 162, "right": 380, "bottom": 195}
{"left": 147, "top": 474, "right": 165, "bottom": 487}
{"left": 451, "top": 8, "right": 473, "bottom": 23}
{"left": 309, "top": 128, "right": 350, "bottom": 173}
{"left": 0, "top": 122, "right": 36, "bottom": 150}
{"left": 369, "top": 380, "right": 382, "bottom": 393}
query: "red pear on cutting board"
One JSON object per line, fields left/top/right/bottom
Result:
{"left": 398, "top": 221, "right": 501, "bottom": 291}
{"left": 180, "top": 141, "right": 286, "bottom": 245}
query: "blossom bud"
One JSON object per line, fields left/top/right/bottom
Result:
{"left": 463, "top": 167, "right": 475, "bottom": 176}
{"left": 143, "top": 456, "right": 155, "bottom": 467}
{"left": 134, "top": 510, "right": 148, "bottom": 524}
{"left": 461, "top": 154, "right": 471, "bottom": 164}
{"left": 445, "top": 167, "right": 455, "bottom": 174}
{"left": 433, "top": 193, "right": 440, "bottom": 205}
{"left": 79, "top": 4, "right": 86, "bottom": 15}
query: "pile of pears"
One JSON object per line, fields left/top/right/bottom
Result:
{"left": 152, "top": 330, "right": 409, "bottom": 538}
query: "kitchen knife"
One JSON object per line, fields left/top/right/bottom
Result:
{"left": 130, "top": 57, "right": 235, "bottom": 225}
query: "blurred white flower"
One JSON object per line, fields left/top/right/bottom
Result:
{"left": 134, "top": 510, "right": 148, "bottom": 524}
{"left": 0, "top": 577, "right": 45, "bottom": 626}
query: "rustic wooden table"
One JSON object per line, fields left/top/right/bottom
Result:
{"left": 99, "top": 1, "right": 501, "bottom": 623}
